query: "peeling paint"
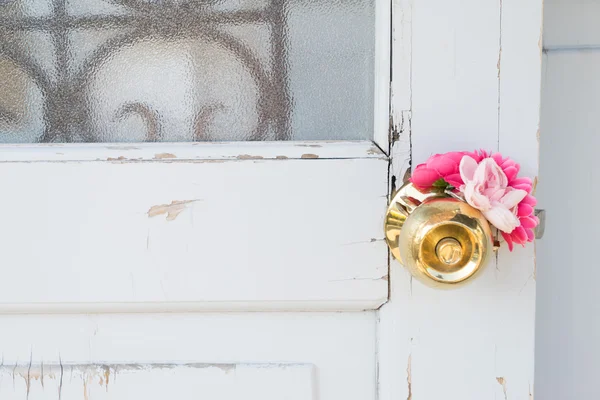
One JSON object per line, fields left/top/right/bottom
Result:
{"left": 275, "top": 155, "right": 288, "bottom": 160}
{"left": 497, "top": 377, "right": 508, "bottom": 400}
{"left": 147, "top": 200, "right": 200, "bottom": 221}
{"left": 301, "top": 153, "right": 319, "bottom": 159}
{"left": 406, "top": 355, "right": 412, "bottom": 400}
{"left": 236, "top": 154, "right": 264, "bottom": 160}
{"left": 154, "top": 153, "right": 177, "bottom": 160}
{"left": 529, "top": 382, "right": 533, "bottom": 400}
{"left": 367, "top": 146, "right": 381, "bottom": 155}
{"left": 107, "top": 156, "right": 127, "bottom": 161}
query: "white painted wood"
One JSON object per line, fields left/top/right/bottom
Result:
{"left": 0, "top": 140, "right": 383, "bottom": 162}
{"left": 536, "top": 50, "right": 600, "bottom": 399}
{"left": 0, "top": 156, "right": 387, "bottom": 312}
{"left": 0, "top": 312, "right": 376, "bottom": 400}
{"left": 0, "top": 363, "right": 315, "bottom": 400}
{"left": 544, "top": 0, "right": 600, "bottom": 49}
{"left": 379, "top": 1, "right": 542, "bottom": 400}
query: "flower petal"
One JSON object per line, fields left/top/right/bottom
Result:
{"left": 464, "top": 183, "right": 491, "bottom": 210}
{"left": 526, "top": 228, "right": 535, "bottom": 242}
{"left": 444, "top": 173, "right": 463, "bottom": 188}
{"left": 483, "top": 204, "right": 521, "bottom": 233}
{"left": 511, "top": 177, "right": 532, "bottom": 186}
{"left": 517, "top": 203, "right": 534, "bottom": 217}
{"left": 522, "top": 194, "right": 538, "bottom": 207}
{"left": 445, "top": 152, "right": 467, "bottom": 164}
{"left": 492, "top": 152, "right": 504, "bottom": 166}
{"left": 501, "top": 159, "right": 518, "bottom": 170}
{"left": 500, "top": 189, "right": 528, "bottom": 209}
{"left": 459, "top": 156, "right": 478, "bottom": 182}
{"left": 430, "top": 155, "right": 459, "bottom": 175}
{"left": 503, "top": 166, "right": 519, "bottom": 182}
{"left": 512, "top": 226, "right": 528, "bottom": 244}
{"left": 512, "top": 183, "right": 533, "bottom": 193}
{"left": 520, "top": 216, "right": 538, "bottom": 229}
{"left": 476, "top": 158, "right": 508, "bottom": 188}
{"left": 501, "top": 231, "right": 515, "bottom": 252}
{"left": 410, "top": 167, "right": 440, "bottom": 189}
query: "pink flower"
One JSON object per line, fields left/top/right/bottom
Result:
{"left": 410, "top": 150, "right": 538, "bottom": 251}
{"left": 484, "top": 152, "right": 539, "bottom": 250}
{"left": 500, "top": 192, "right": 539, "bottom": 251}
{"left": 411, "top": 151, "right": 483, "bottom": 190}
{"left": 460, "top": 156, "right": 528, "bottom": 233}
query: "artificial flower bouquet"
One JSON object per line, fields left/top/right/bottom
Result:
{"left": 410, "top": 150, "right": 538, "bottom": 251}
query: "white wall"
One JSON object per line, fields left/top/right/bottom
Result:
{"left": 536, "top": 1, "right": 600, "bottom": 398}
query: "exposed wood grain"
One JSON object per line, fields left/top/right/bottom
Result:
{"left": 0, "top": 363, "right": 315, "bottom": 400}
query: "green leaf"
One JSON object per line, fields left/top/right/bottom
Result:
{"left": 432, "top": 178, "right": 449, "bottom": 188}
{"left": 431, "top": 178, "right": 454, "bottom": 193}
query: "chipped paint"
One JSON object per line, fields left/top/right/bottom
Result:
{"left": 497, "top": 377, "right": 508, "bottom": 400}
{"left": 147, "top": 200, "right": 200, "bottom": 221}
{"left": 367, "top": 146, "right": 382, "bottom": 155}
{"left": 300, "top": 154, "right": 319, "bottom": 159}
{"left": 236, "top": 154, "right": 264, "bottom": 160}
{"left": 107, "top": 156, "right": 127, "bottom": 161}
{"left": 275, "top": 156, "right": 288, "bottom": 160}
{"left": 294, "top": 144, "right": 322, "bottom": 148}
{"left": 406, "top": 355, "right": 412, "bottom": 400}
{"left": 154, "top": 153, "right": 177, "bottom": 160}
{"left": 529, "top": 382, "right": 533, "bottom": 400}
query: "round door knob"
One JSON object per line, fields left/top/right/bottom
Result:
{"left": 385, "top": 182, "right": 493, "bottom": 288}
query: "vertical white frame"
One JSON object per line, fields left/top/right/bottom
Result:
{"left": 379, "top": 0, "right": 543, "bottom": 399}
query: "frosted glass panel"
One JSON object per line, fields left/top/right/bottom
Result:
{"left": 0, "top": 0, "right": 375, "bottom": 143}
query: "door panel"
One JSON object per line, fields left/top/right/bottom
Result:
{"left": 0, "top": 312, "right": 376, "bottom": 400}
{"left": 0, "top": 143, "right": 387, "bottom": 312}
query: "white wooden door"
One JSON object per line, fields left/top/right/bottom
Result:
{"left": 0, "top": 1, "right": 543, "bottom": 399}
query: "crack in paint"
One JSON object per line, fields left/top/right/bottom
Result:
{"left": 406, "top": 354, "right": 412, "bottom": 400}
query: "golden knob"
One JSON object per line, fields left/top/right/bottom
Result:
{"left": 385, "top": 182, "right": 493, "bottom": 289}
{"left": 436, "top": 238, "right": 463, "bottom": 265}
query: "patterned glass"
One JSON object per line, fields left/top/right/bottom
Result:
{"left": 0, "top": 0, "right": 374, "bottom": 142}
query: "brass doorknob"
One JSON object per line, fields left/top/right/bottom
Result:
{"left": 385, "top": 182, "right": 493, "bottom": 288}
